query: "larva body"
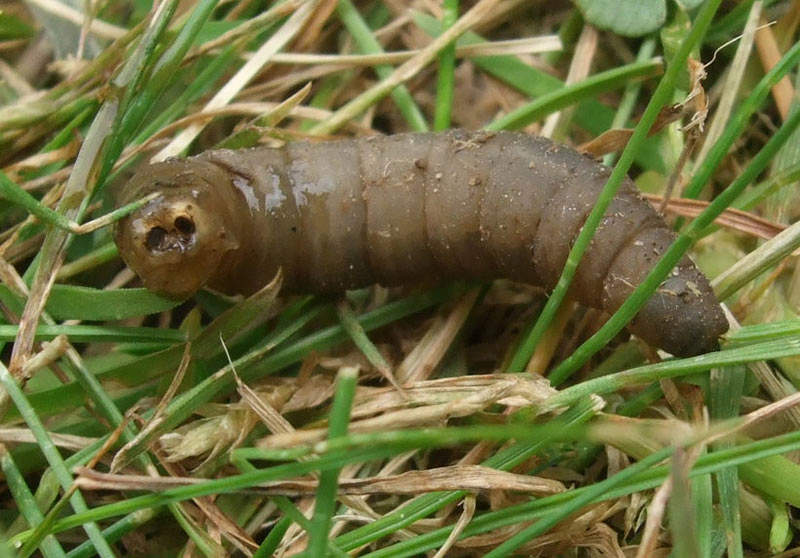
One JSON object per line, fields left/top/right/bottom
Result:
{"left": 114, "top": 130, "right": 727, "bottom": 356}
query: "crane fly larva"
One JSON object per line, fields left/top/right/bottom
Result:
{"left": 114, "top": 130, "right": 728, "bottom": 357}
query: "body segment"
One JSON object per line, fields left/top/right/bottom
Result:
{"left": 114, "top": 130, "right": 728, "bottom": 356}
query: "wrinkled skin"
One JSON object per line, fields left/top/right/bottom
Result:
{"left": 114, "top": 130, "right": 728, "bottom": 356}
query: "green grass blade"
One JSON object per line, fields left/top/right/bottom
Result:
{"left": 486, "top": 58, "right": 661, "bottom": 131}
{"left": 433, "top": 0, "right": 458, "bottom": 131}
{"left": 603, "top": 36, "right": 656, "bottom": 166}
{"left": 332, "top": 397, "right": 600, "bottom": 551}
{"left": 484, "top": 447, "right": 673, "bottom": 557}
{"left": 359, "top": 430, "right": 800, "bottom": 558}
{"left": 336, "top": 302, "right": 392, "bottom": 379}
{"left": 545, "top": 337, "right": 800, "bottom": 412}
{"left": 91, "top": 0, "right": 181, "bottom": 190}
{"left": 131, "top": 45, "right": 238, "bottom": 146}
{"left": 336, "top": 0, "right": 429, "bottom": 131}
{"left": 0, "top": 363, "right": 115, "bottom": 557}
{"left": 683, "top": 42, "right": 800, "bottom": 201}
{"left": 56, "top": 243, "right": 119, "bottom": 281}
{"left": 0, "top": 170, "right": 74, "bottom": 230}
{"left": 253, "top": 515, "right": 292, "bottom": 558}
{"left": 65, "top": 508, "right": 160, "bottom": 558}
{"left": 0, "top": 324, "right": 184, "bottom": 343}
{"left": 15, "top": 417, "right": 800, "bottom": 546}
{"left": 0, "top": 285, "right": 179, "bottom": 321}
{"left": 710, "top": 366, "right": 745, "bottom": 558}
{"left": 712, "top": 220, "right": 800, "bottom": 301}
{"left": 0, "top": 448, "right": 67, "bottom": 558}
{"left": 94, "top": 0, "right": 221, "bottom": 192}
{"left": 111, "top": 286, "right": 458, "bottom": 469}
{"left": 724, "top": 319, "right": 800, "bottom": 346}
{"left": 307, "top": 367, "right": 358, "bottom": 556}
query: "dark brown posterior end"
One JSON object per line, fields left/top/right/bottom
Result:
{"left": 602, "top": 227, "right": 728, "bottom": 357}
{"left": 628, "top": 266, "right": 729, "bottom": 356}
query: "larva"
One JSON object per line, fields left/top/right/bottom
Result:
{"left": 114, "top": 130, "right": 728, "bottom": 356}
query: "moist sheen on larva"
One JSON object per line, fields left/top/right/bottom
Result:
{"left": 113, "top": 130, "right": 728, "bottom": 357}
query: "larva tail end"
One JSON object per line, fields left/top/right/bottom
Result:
{"left": 603, "top": 227, "right": 728, "bottom": 357}
{"left": 114, "top": 161, "right": 240, "bottom": 299}
{"left": 629, "top": 269, "right": 729, "bottom": 356}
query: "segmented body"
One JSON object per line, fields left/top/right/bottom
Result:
{"left": 114, "top": 130, "right": 727, "bottom": 356}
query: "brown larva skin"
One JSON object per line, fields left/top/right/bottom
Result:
{"left": 114, "top": 130, "right": 728, "bottom": 357}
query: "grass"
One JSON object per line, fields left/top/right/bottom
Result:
{"left": 1, "top": 0, "right": 800, "bottom": 556}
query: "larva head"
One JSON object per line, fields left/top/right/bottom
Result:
{"left": 114, "top": 159, "right": 241, "bottom": 299}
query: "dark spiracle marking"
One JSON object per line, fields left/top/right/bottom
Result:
{"left": 174, "top": 216, "right": 195, "bottom": 236}
{"left": 145, "top": 226, "right": 168, "bottom": 252}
